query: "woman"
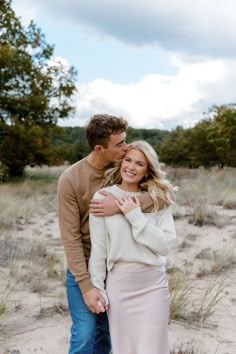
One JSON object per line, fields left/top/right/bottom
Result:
{"left": 89, "top": 140, "right": 176, "bottom": 354}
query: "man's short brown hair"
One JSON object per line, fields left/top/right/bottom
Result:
{"left": 85, "top": 114, "right": 128, "bottom": 149}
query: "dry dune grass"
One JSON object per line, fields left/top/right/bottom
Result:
{"left": 0, "top": 166, "right": 68, "bottom": 348}
{"left": 0, "top": 181, "right": 56, "bottom": 230}
{"left": 0, "top": 165, "right": 236, "bottom": 353}
{"left": 170, "top": 340, "right": 197, "bottom": 354}
{"left": 168, "top": 166, "right": 236, "bottom": 210}
{"left": 166, "top": 167, "right": 236, "bottom": 353}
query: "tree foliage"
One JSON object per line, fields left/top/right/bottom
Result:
{"left": 0, "top": 0, "right": 77, "bottom": 176}
{"left": 50, "top": 126, "right": 169, "bottom": 165}
{"left": 159, "top": 126, "right": 192, "bottom": 167}
{"left": 50, "top": 106, "right": 235, "bottom": 170}
{"left": 127, "top": 127, "right": 169, "bottom": 154}
{"left": 50, "top": 127, "right": 91, "bottom": 164}
{"left": 207, "top": 105, "right": 236, "bottom": 167}
{"left": 160, "top": 104, "right": 236, "bottom": 168}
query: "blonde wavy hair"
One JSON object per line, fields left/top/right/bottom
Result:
{"left": 104, "top": 140, "right": 176, "bottom": 211}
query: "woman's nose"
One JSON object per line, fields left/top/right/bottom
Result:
{"left": 128, "top": 162, "right": 135, "bottom": 170}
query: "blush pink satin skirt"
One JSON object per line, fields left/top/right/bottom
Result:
{"left": 106, "top": 262, "right": 170, "bottom": 354}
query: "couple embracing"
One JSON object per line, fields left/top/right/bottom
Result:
{"left": 57, "top": 114, "right": 176, "bottom": 354}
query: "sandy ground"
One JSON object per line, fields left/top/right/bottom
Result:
{"left": 1, "top": 206, "right": 236, "bottom": 354}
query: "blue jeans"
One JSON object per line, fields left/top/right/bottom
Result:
{"left": 66, "top": 269, "right": 111, "bottom": 354}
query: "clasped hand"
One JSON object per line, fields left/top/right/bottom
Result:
{"left": 83, "top": 288, "right": 108, "bottom": 314}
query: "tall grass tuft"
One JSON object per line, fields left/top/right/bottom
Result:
{"left": 171, "top": 340, "right": 199, "bottom": 354}
{"left": 169, "top": 269, "right": 225, "bottom": 324}
{"left": 187, "top": 277, "right": 224, "bottom": 323}
{"left": 169, "top": 270, "right": 193, "bottom": 321}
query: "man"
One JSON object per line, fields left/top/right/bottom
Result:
{"left": 57, "top": 114, "right": 128, "bottom": 354}
{"left": 58, "top": 114, "right": 153, "bottom": 354}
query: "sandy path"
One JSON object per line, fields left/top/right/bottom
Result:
{"left": 1, "top": 207, "right": 236, "bottom": 354}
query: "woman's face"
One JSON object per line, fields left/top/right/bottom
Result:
{"left": 120, "top": 148, "right": 148, "bottom": 186}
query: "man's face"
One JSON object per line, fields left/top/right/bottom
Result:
{"left": 103, "top": 132, "right": 128, "bottom": 163}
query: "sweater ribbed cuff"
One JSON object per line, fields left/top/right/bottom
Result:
{"left": 125, "top": 207, "right": 145, "bottom": 224}
{"left": 78, "top": 277, "right": 95, "bottom": 293}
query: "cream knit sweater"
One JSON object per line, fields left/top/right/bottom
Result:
{"left": 89, "top": 185, "right": 176, "bottom": 304}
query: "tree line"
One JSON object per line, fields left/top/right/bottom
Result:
{"left": 0, "top": 1, "right": 235, "bottom": 179}
{"left": 160, "top": 105, "right": 236, "bottom": 168}
{"left": 50, "top": 126, "right": 169, "bottom": 165}
{"left": 51, "top": 107, "right": 236, "bottom": 169}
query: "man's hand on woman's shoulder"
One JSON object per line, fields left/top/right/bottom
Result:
{"left": 89, "top": 190, "right": 119, "bottom": 216}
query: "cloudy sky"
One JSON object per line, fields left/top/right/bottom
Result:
{"left": 12, "top": 0, "right": 236, "bottom": 130}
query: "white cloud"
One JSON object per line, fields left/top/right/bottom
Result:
{"left": 12, "top": 0, "right": 236, "bottom": 129}
{"left": 61, "top": 57, "right": 232, "bottom": 129}
{"left": 17, "top": 0, "right": 236, "bottom": 58}
{"left": 12, "top": 0, "right": 38, "bottom": 25}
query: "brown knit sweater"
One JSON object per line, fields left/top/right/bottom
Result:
{"left": 57, "top": 157, "right": 153, "bottom": 293}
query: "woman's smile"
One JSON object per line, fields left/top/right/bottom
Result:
{"left": 120, "top": 149, "right": 148, "bottom": 191}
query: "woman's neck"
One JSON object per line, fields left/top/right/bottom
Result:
{"left": 118, "top": 181, "right": 140, "bottom": 192}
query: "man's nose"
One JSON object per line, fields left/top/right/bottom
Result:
{"left": 123, "top": 142, "right": 128, "bottom": 151}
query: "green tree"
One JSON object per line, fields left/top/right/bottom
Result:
{"left": 160, "top": 105, "right": 236, "bottom": 168}
{"left": 51, "top": 127, "right": 91, "bottom": 164}
{"left": 160, "top": 126, "right": 192, "bottom": 167}
{"left": 207, "top": 105, "right": 236, "bottom": 167}
{"left": 0, "top": 0, "right": 77, "bottom": 176}
{"left": 127, "top": 127, "right": 169, "bottom": 155}
{"left": 188, "top": 119, "right": 217, "bottom": 168}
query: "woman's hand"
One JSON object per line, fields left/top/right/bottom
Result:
{"left": 115, "top": 196, "right": 140, "bottom": 214}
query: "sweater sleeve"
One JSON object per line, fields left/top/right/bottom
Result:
{"left": 138, "top": 192, "right": 154, "bottom": 212}
{"left": 88, "top": 194, "right": 109, "bottom": 305}
{"left": 57, "top": 173, "right": 94, "bottom": 293}
{"left": 125, "top": 206, "right": 176, "bottom": 256}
